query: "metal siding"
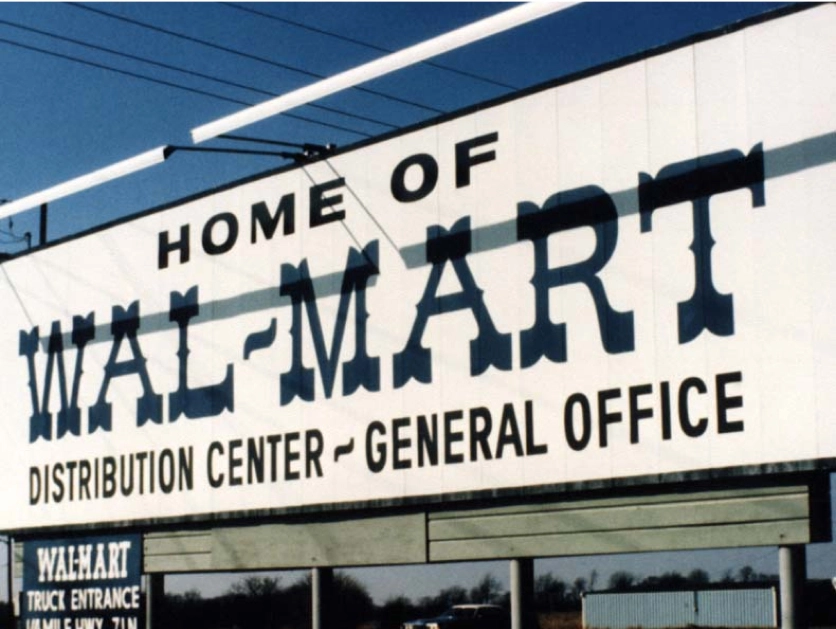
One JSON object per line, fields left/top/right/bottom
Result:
{"left": 696, "top": 589, "right": 775, "bottom": 627}
{"left": 585, "top": 592, "right": 693, "bottom": 629}
{"left": 584, "top": 588, "right": 776, "bottom": 629}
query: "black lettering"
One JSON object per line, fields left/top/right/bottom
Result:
{"left": 564, "top": 393, "right": 591, "bottom": 451}
{"left": 306, "top": 430, "right": 324, "bottom": 478}
{"left": 417, "top": 414, "right": 438, "bottom": 467}
{"left": 65, "top": 461, "right": 78, "bottom": 502}
{"left": 267, "top": 434, "right": 282, "bottom": 482}
{"left": 52, "top": 462, "right": 65, "bottom": 503}
{"left": 251, "top": 195, "right": 295, "bottom": 242}
{"left": 629, "top": 384, "right": 653, "bottom": 444}
{"left": 248, "top": 437, "right": 264, "bottom": 484}
{"left": 227, "top": 439, "right": 243, "bottom": 486}
{"left": 159, "top": 449, "right": 175, "bottom": 494}
{"left": 29, "top": 467, "right": 40, "bottom": 505}
{"left": 597, "top": 388, "right": 622, "bottom": 448}
{"left": 102, "top": 456, "right": 116, "bottom": 498}
{"left": 158, "top": 224, "right": 190, "bottom": 269}
{"left": 284, "top": 432, "right": 301, "bottom": 480}
{"left": 679, "top": 377, "right": 708, "bottom": 437}
{"left": 136, "top": 452, "right": 148, "bottom": 494}
{"left": 444, "top": 410, "right": 464, "bottom": 464}
{"left": 366, "top": 421, "right": 386, "bottom": 473}
{"left": 391, "top": 154, "right": 438, "bottom": 203}
{"left": 392, "top": 417, "right": 412, "bottom": 470}
{"left": 79, "top": 460, "right": 92, "bottom": 500}
{"left": 202, "top": 212, "right": 239, "bottom": 255}
{"left": 455, "top": 132, "right": 498, "bottom": 188}
{"left": 660, "top": 381, "right": 673, "bottom": 440}
{"left": 469, "top": 407, "right": 493, "bottom": 461}
{"left": 524, "top": 400, "right": 547, "bottom": 455}
{"left": 310, "top": 178, "right": 346, "bottom": 227}
{"left": 120, "top": 454, "right": 134, "bottom": 496}
{"left": 716, "top": 371, "right": 744, "bottom": 433}
{"left": 207, "top": 441, "right": 224, "bottom": 488}
{"left": 178, "top": 447, "right": 194, "bottom": 491}
{"left": 496, "top": 403, "right": 524, "bottom": 458}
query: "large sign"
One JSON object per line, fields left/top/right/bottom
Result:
{"left": 1, "top": 5, "right": 835, "bottom": 532}
{"left": 21, "top": 534, "right": 142, "bottom": 629}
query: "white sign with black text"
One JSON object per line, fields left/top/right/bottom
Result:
{"left": 1, "top": 5, "right": 835, "bottom": 531}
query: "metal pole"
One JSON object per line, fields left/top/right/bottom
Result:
{"left": 311, "top": 567, "right": 333, "bottom": 629}
{"left": 779, "top": 545, "right": 807, "bottom": 629}
{"left": 510, "top": 558, "right": 535, "bottom": 629}
{"left": 6, "top": 538, "right": 13, "bottom": 629}
{"left": 39, "top": 203, "right": 47, "bottom": 246}
{"left": 145, "top": 573, "right": 165, "bottom": 629}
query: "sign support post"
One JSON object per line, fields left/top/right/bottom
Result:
{"left": 779, "top": 545, "right": 807, "bottom": 629}
{"left": 146, "top": 573, "right": 165, "bottom": 629}
{"left": 312, "top": 567, "right": 333, "bottom": 629}
{"left": 5, "top": 538, "right": 12, "bottom": 629}
{"left": 510, "top": 558, "right": 535, "bottom": 629}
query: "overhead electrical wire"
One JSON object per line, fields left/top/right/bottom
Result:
{"left": 1, "top": 3, "right": 552, "bottom": 227}
{"left": 67, "top": 2, "right": 446, "bottom": 115}
{"left": 0, "top": 18, "right": 398, "bottom": 131}
{"left": 0, "top": 35, "right": 374, "bottom": 138}
{"left": 221, "top": 2, "right": 518, "bottom": 91}
{"left": 190, "top": 2, "right": 570, "bottom": 143}
{"left": 0, "top": 36, "right": 247, "bottom": 105}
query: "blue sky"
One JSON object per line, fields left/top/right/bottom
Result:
{"left": 3, "top": 0, "right": 833, "bottom": 607}
{"left": 0, "top": 2, "right": 792, "bottom": 249}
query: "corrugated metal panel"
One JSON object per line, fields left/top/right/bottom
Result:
{"left": 583, "top": 588, "right": 776, "bottom": 629}
{"left": 585, "top": 592, "right": 692, "bottom": 629}
{"left": 696, "top": 589, "right": 776, "bottom": 627}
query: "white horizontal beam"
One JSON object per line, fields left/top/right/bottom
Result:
{"left": 0, "top": 146, "right": 171, "bottom": 220}
{"left": 191, "top": 2, "right": 576, "bottom": 144}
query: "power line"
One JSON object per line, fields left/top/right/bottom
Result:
{"left": 0, "top": 35, "right": 248, "bottom": 105}
{"left": 67, "top": 3, "right": 445, "bottom": 115}
{"left": 222, "top": 2, "right": 518, "bottom": 91}
{"left": 0, "top": 17, "right": 398, "bottom": 131}
{"left": 190, "top": 2, "right": 569, "bottom": 143}
{"left": 275, "top": 113, "right": 372, "bottom": 138}
{"left": 0, "top": 36, "right": 373, "bottom": 138}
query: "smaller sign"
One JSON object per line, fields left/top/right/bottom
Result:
{"left": 22, "top": 534, "right": 142, "bottom": 629}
